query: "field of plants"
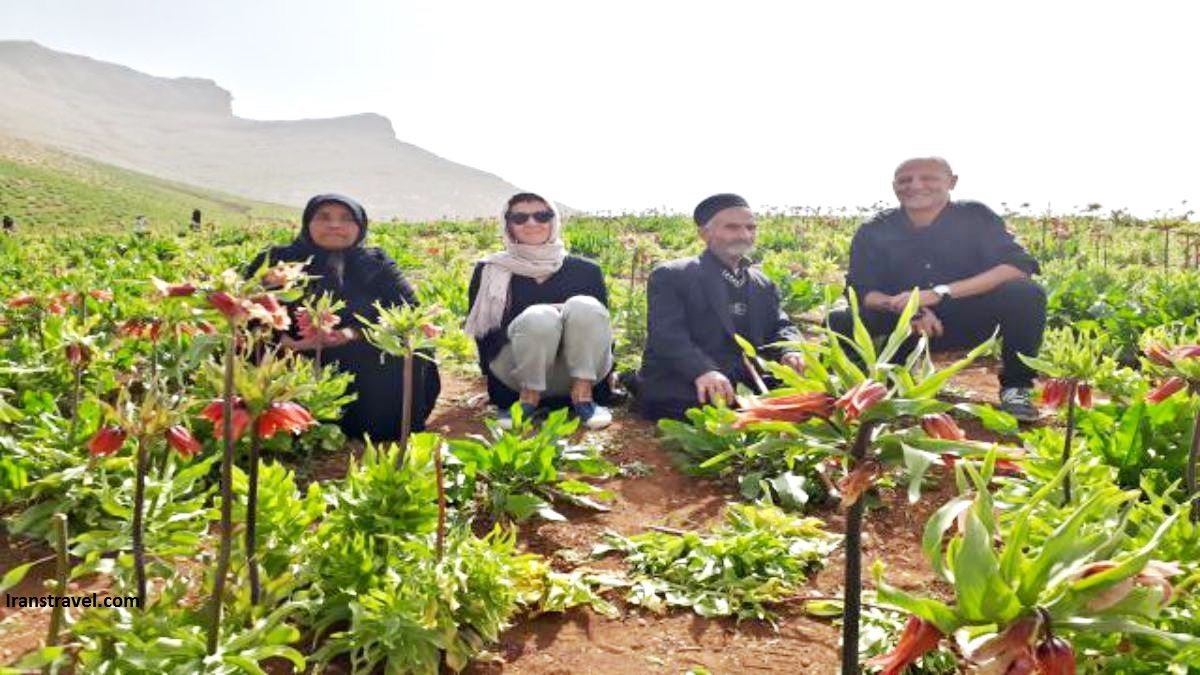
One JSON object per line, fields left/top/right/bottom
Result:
{"left": 2, "top": 157, "right": 1200, "bottom": 674}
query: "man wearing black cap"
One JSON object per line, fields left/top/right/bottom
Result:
{"left": 829, "top": 157, "right": 1045, "bottom": 421}
{"left": 635, "top": 193, "right": 806, "bottom": 421}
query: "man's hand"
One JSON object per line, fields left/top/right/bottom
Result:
{"left": 910, "top": 309, "right": 944, "bottom": 339}
{"left": 694, "top": 370, "right": 736, "bottom": 406}
{"left": 885, "top": 289, "right": 941, "bottom": 314}
{"left": 780, "top": 352, "right": 806, "bottom": 374}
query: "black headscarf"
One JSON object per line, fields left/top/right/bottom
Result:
{"left": 247, "top": 193, "right": 391, "bottom": 291}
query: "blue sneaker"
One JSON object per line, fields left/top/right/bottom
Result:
{"left": 573, "top": 401, "right": 613, "bottom": 430}
{"left": 497, "top": 402, "right": 537, "bottom": 431}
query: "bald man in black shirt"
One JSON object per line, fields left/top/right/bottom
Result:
{"left": 828, "top": 157, "right": 1045, "bottom": 421}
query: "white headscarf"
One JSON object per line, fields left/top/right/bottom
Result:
{"left": 463, "top": 196, "right": 568, "bottom": 338}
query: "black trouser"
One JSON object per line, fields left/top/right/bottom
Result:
{"left": 827, "top": 279, "right": 1046, "bottom": 389}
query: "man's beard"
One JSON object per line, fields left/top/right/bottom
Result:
{"left": 719, "top": 241, "right": 755, "bottom": 260}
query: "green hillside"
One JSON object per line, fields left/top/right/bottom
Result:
{"left": 0, "top": 135, "right": 297, "bottom": 230}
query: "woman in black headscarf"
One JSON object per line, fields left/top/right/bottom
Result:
{"left": 247, "top": 193, "right": 440, "bottom": 441}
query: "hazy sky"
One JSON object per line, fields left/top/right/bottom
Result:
{"left": 2, "top": 0, "right": 1197, "bottom": 217}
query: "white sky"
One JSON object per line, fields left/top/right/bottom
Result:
{"left": 2, "top": 0, "right": 1198, "bottom": 218}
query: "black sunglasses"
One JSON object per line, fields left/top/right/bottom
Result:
{"left": 507, "top": 210, "right": 554, "bottom": 225}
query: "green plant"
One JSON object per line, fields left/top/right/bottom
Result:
{"left": 448, "top": 405, "right": 617, "bottom": 523}
{"left": 593, "top": 503, "right": 839, "bottom": 622}
{"left": 873, "top": 455, "right": 1195, "bottom": 673}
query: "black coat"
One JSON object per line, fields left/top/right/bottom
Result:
{"left": 247, "top": 234, "right": 440, "bottom": 442}
{"left": 467, "top": 255, "right": 614, "bottom": 409}
{"left": 637, "top": 251, "right": 801, "bottom": 420}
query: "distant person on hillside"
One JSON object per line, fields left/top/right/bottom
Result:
{"left": 246, "top": 193, "right": 441, "bottom": 441}
{"left": 465, "top": 192, "right": 615, "bottom": 430}
{"left": 635, "top": 193, "right": 806, "bottom": 421}
{"left": 191, "top": 208, "right": 203, "bottom": 231}
{"left": 133, "top": 214, "right": 149, "bottom": 236}
{"left": 828, "top": 157, "right": 1045, "bottom": 421}
{"left": 2, "top": 215, "right": 13, "bottom": 233}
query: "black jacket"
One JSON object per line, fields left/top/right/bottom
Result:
{"left": 637, "top": 250, "right": 801, "bottom": 419}
{"left": 467, "top": 255, "right": 613, "bottom": 408}
{"left": 247, "top": 198, "right": 440, "bottom": 441}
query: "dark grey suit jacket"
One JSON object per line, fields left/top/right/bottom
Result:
{"left": 637, "top": 250, "right": 802, "bottom": 419}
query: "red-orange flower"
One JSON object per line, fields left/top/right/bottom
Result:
{"left": 164, "top": 425, "right": 202, "bottom": 458}
{"left": 1146, "top": 376, "right": 1187, "bottom": 403}
{"left": 1040, "top": 379, "right": 1067, "bottom": 408}
{"left": 6, "top": 292, "right": 37, "bottom": 309}
{"left": 45, "top": 299, "right": 67, "bottom": 315}
{"left": 921, "top": 413, "right": 966, "bottom": 441}
{"left": 88, "top": 289, "right": 114, "bottom": 302}
{"left": 1145, "top": 343, "right": 1173, "bottom": 367}
{"left": 87, "top": 425, "right": 127, "bottom": 457}
{"left": 1171, "top": 345, "right": 1200, "bottom": 361}
{"left": 64, "top": 342, "right": 91, "bottom": 368}
{"left": 970, "top": 615, "right": 1040, "bottom": 673}
{"left": 152, "top": 278, "right": 198, "bottom": 297}
{"left": 420, "top": 322, "right": 443, "bottom": 339}
{"left": 834, "top": 380, "right": 887, "bottom": 420}
{"left": 1076, "top": 383, "right": 1093, "bottom": 409}
{"left": 166, "top": 282, "right": 197, "bottom": 297}
{"left": 1035, "top": 636, "right": 1076, "bottom": 675}
{"left": 1075, "top": 559, "right": 1181, "bottom": 612}
{"left": 208, "top": 292, "right": 247, "bottom": 321}
{"left": 732, "top": 391, "right": 832, "bottom": 428}
{"left": 201, "top": 398, "right": 252, "bottom": 440}
{"left": 259, "top": 262, "right": 305, "bottom": 289}
{"left": 837, "top": 461, "right": 880, "bottom": 509}
{"left": 119, "top": 318, "right": 164, "bottom": 341}
{"left": 247, "top": 293, "right": 290, "bottom": 330}
{"left": 255, "top": 401, "right": 316, "bottom": 438}
{"left": 296, "top": 307, "right": 341, "bottom": 340}
{"left": 865, "top": 615, "right": 943, "bottom": 675}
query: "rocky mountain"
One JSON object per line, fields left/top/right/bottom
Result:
{"left": 0, "top": 40, "right": 520, "bottom": 220}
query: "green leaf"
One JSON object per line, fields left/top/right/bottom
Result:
{"left": 953, "top": 510, "right": 1022, "bottom": 623}
{"left": 877, "top": 287, "right": 921, "bottom": 366}
{"left": 733, "top": 333, "right": 758, "bottom": 359}
{"left": 874, "top": 563, "right": 962, "bottom": 634}
{"left": 901, "top": 444, "right": 939, "bottom": 504}
{"left": 846, "top": 289, "right": 878, "bottom": 367}
{"left": 1069, "top": 509, "right": 1183, "bottom": 595}
{"left": 955, "top": 402, "right": 1019, "bottom": 436}
{"left": 0, "top": 560, "right": 37, "bottom": 593}
{"left": 767, "top": 472, "right": 810, "bottom": 510}
{"left": 905, "top": 334, "right": 995, "bottom": 400}
{"left": 1018, "top": 488, "right": 1136, "bottom": 605}
{"left": 922, "top": 496, "right": 973, "bottom": 581}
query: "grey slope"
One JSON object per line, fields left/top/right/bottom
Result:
{"left": 0, "top": 40, "right": 521, "bottom": 220}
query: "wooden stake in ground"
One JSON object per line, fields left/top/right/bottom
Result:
{"left": 841, "top": 421, "right": 877, "bottom": 675}
{"left": 207, "top": 329, "right": 237, "bottom": 654}
{"left": 46, "top": 513, "right": 68, "bottom": 648}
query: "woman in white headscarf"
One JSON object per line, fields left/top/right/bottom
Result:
{"left": 465, "top": 192, "right": 614, "bottom": 429}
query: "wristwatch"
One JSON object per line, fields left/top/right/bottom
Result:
{"left": 933, "top": 284, "right": 952, "bottom": 302}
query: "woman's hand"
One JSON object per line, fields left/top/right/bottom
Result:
{"left": 281, "top": 327, "right": 358, "bottom": 351}
{"left": 321, "top": 327, "right": 358, "bottom": 347}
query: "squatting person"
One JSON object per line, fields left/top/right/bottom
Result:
{"left": 828, "top": 157, "right": 1046, "bottom": 421}
{"left": 465, "top": 192, "right": 616, "bottom": 430}
{"left": 635, "top": 193, "right": 806, "bottom": 421}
